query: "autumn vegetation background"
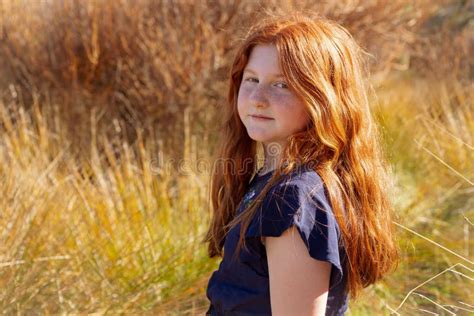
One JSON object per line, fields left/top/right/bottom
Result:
{"left": 0, "top": 0, "right": 472, "bottom": 314}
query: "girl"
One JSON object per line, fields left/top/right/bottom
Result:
{"left": 203, "top": 11, "right": 400, "bottom": 316}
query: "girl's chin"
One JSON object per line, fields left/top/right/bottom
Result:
{"left": 247, "top": 134, "right": 271, "bottom": 142}
{"left": 245, "top": 129, "right": 285, "bottom": 144}
{"left": 248, "top": 135, "right": 283, "bottom": 145}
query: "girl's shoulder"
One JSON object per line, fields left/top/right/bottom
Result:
{"left": 252, "top": 164, "right": 334, "bottom": 228}
{"left": 269, "top": 164, "right": 327, "bottom": 200}
{"left": 249, "top": 164, "right": 346, "bottom": 291}
{"left": 279, "top": 164, "right": 323, "bottom": 185}
{"left": 247, "top": 164, "right": 331, "bottom": 220}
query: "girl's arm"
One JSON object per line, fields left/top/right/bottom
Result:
{"left": 265, "top": 225, "right": 331, "bottom": 316}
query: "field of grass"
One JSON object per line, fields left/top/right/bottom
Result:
{"left": 0, "top": 0, "right": 472, "bottom": 314}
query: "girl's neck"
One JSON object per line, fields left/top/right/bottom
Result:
{"left": 259, "top": 140, "right": 286, "bottom": 175}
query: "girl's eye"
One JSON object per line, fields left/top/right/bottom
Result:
{"left": 275, "top": 82, "right": 288, "bottom": 89}
{"left": 242, "top": 77, "right": 288, "bottom": 89}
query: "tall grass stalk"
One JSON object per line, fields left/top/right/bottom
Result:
{"left": 0, "top": 98, "right": 215, "bottom": 313}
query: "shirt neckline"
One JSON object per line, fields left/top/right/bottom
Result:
{"left": 253, "top": 163, "right": 313, "bottom": 182}
{"left": 252, "top": 168, "right": 275, "bottom": 183}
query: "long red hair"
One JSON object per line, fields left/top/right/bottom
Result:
{"left": 203, "top": 11, "right": 400, "bottom": 299}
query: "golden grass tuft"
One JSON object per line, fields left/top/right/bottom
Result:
{"left": 0, "top": 0, "right": 472, "bottom": 314}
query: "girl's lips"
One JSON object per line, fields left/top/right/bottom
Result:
{"left": 250, "top": 115, "right": 274, "bottom": 120}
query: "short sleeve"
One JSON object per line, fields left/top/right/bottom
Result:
{"left": 244, "top": 171, "right": 345, "bottom": 290}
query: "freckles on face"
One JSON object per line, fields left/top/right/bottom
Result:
{"left": 238, "top": 83, "right": 310, "bottom": 143}
{"left": 236, "top": 44, "right": 310, "bottom": 143}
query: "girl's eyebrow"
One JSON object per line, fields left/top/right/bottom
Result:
{"left": 243, "top": 68, "right": 285, "bottom": 78}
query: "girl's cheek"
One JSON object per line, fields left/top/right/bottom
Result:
{"left": 239, "top": 84, "right": 295, "bottom": 106}
{"left": 270, "top": 94, "right": 299, "bottom": 110}
{"left": 238, "top": 85, "right": 251, "bottom": 102}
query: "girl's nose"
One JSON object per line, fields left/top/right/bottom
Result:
{"left": 249, "top": 85, "right": 269, "bottom": 108}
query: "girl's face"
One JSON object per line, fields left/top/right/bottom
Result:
{"left": 237, "top": 44, "right": 310, "bottom": 149}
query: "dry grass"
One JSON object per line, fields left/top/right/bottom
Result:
{"left": 365, "top": 75, "right": 473, "bottom": 315}
{"left": 0, "top": 0, "right": 472, "bottom": 314}
{"left": 0, "top": 0, "right": 440, "bottom": 158}
{"left": 0, "top": 97, "right": 214, "bottom": 313}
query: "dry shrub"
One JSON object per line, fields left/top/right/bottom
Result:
{"left": 0, "top": 0, "right": 472, "bottom": 313}
{"left": 409, "top": 0, "right": 473, "bottom": 83}
{"left": 0, "top": 0, "right": 439, "bottom": 159}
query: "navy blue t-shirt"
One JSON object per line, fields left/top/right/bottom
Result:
{"left": 206, "top": 165, "right": 349, "bottom": 315}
